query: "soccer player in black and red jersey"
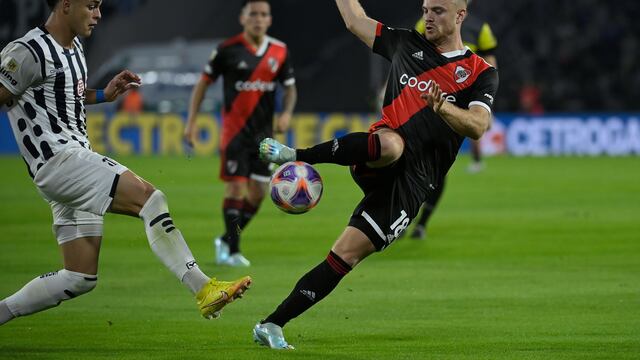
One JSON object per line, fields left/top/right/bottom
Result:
{"left": 185, "top": 0, "right": 297, "bottom": 267}
{"left": 253, "top": 0, "right": 498, "bottom": 349}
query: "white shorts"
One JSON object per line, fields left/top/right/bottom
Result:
{"left": 34, "top": 147, "right": 129, "bottom": 221}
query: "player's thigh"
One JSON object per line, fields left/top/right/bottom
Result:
{"left": 34, "top": 148, "right": 128, "bottom": 216}
{"left": 50, "top": 201, "right": 104, "bottom": 275}
{"left": 331, "top": 226, "right": 376, "bottom": 268}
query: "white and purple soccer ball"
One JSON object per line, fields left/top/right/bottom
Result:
{"left": 270, "top": 161, "right": 323, "bottom": 214}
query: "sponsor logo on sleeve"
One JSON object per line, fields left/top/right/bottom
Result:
{"left": 0, "top": 67, "right": 18, "bottom": 86}
{"left": 2, "top": 57, "right": 19, "bottom": 73}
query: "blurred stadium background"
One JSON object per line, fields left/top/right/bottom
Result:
{"left": 1, "top": 1, "right": 638, "bottom": 359}
{"left": 2, "top": 0, "right": 640, "bottom": 156}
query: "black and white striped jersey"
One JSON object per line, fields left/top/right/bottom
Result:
{"left": 0, "top": 26, "right": 90, "bottom": 178}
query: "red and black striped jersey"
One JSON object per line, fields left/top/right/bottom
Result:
{"left": 372, "top": 23, "right": 499, "bottom": 188}
{"left": 202, "top": 34, "right": 295, "bottom": 150}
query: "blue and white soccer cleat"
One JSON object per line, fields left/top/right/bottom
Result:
{"left": 224, "top": 253, "right": 251, "bottom": 267}
{"left": 259, "top": 138, "right": 296, "bottom": 165}
{"left": 214, "top": 237, "right": 230, "bottom": 265}
{"left": 253, "top": 322, "right": 295, "bottom": 350}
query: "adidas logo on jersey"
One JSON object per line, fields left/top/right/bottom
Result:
{"left": 412, "top": 51, "right": 424, "bottom": 60}
{"left": 237, "top": 61, "right": 248, "bottom": 69}
{"left": 300, "top": 290, "right": 316, "bottom": 302}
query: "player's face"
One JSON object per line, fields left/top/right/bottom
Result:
{"left": 67, "top": 0, "right": 102, "bottom": 37}
{"left": 240, "top": 2, "right": 272, "bottom": 39}
{"left": 422, "top": 0, "right": 465, "bottom": 43}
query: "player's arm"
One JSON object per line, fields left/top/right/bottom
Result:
{"left": 85, "top": 70, "right": 141, "bottom": 105}
{"left": 275, "top": 83, "right": 297, "bottom": 134}
{"left": 0, "top": 83, "right": 14, "bottom": 106}
{"left": 335, "top": 0, "right": 379, "bottom": 48}
{"left": 184, "top": 76, "right": 211, "bottom": 146}
{"left": 422, "top": 81, "right": 495, "bottom": 140}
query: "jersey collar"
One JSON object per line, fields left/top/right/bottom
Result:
{"left": 440, "top": 46, "right": 471, "bottom": 58}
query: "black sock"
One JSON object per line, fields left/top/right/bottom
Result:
{"left": 222, "top": 198, "right": 243, "bottom": 254}
{"left": 239, "top": 199, "right": 259, "bottom": 230}
{"left": 263, "top": 251, "right": 352, "bottom": 327}
{"left": 416, "top": 180, "right": 446, "bottom": 227}
{"left": 296, "top": 132, "right": 380, "bottom": 165}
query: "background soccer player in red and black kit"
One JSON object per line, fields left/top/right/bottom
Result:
{"left": 253, "top": 0, "right": 498, "bottom": 349}
{"left": 185, "top": 0, "right": 297, "bottom": 267}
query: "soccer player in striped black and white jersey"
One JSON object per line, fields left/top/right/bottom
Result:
{"left": 0, "top": 0, "right": 251, "bottom": 326}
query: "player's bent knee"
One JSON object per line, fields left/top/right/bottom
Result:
{"left": 379, "top": 133, "right": 404, "bottom": 160}
{"left": 63, "top": 270, "right": 98, "bottom": 297}
{"left": 368, "top": 131, "right": 404, "bottom": 168}
{"left": 6, "top": 270, "right": 98, "bottom": 318}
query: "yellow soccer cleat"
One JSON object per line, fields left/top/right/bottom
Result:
{"left": 196, "top": 276, "right": 252, "bottom": 319}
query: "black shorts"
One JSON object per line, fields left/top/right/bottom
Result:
{"left": 348, "top": 154, "right": 430, "bottom": 251}
{"left": 220, "top": 136, "right": 270, "bottom": 183}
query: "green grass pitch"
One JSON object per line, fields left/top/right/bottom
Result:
{"left": 0, "top": 155, "right": 638, "bottom": 359}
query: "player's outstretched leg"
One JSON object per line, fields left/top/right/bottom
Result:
{"left": 0, "top": 269, "right": 98, "bottom": 325}
{"left": 111, "top": 170, "right": 251, "bottom": 318}
{"left": 254, "top": 227, "right": 375, "bottom": 349}
{"left": 0, "top": 236, "right": 101, "bottom": 326}
{"left": 259, "top": 129, "right": 403, "bottom": 168}
{"left": 259, "top": 132, "right": 380, "bottom": 165}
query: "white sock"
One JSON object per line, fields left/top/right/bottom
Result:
{"left": 2, "top": 269, "right": 97, "bottom": 324}
{"left": 139, "top": 190, "right": 209, "bottom": 294}
{"left": 0, "top": 300, "right": 15, "bottom": 325}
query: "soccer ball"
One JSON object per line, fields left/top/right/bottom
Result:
{"left": 270, "top": 161, "right": 323, "bottom": 214}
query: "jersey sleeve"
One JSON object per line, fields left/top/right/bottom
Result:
{"left": 476, "top": 23, "right": 498, "bottom": 55}
{"left": 277, "top": 49, "right": 295, "bottom": 87}
{"left": 202, "top": 45, "right": 225, "bottom": 84}
{"left": 0, "top": 42, "right": 41, "bottom": 96}
{"left": 372, "top": 23, "right": 413, "bottom": 61}
{"left": 468, "top": 67, "right": 499, "bottom": 114}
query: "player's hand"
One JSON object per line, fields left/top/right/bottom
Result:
{"left": 104, "top": 70, "right": 141, "bottom": 102}
{"left": 420, "top": 82, "right": 445, "bottom": 114}
{"left": 183, "top": 121, "right": 197, "bottom": 148}
{"left": 274, "top": 112, "right": 291, "bottom": 134}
